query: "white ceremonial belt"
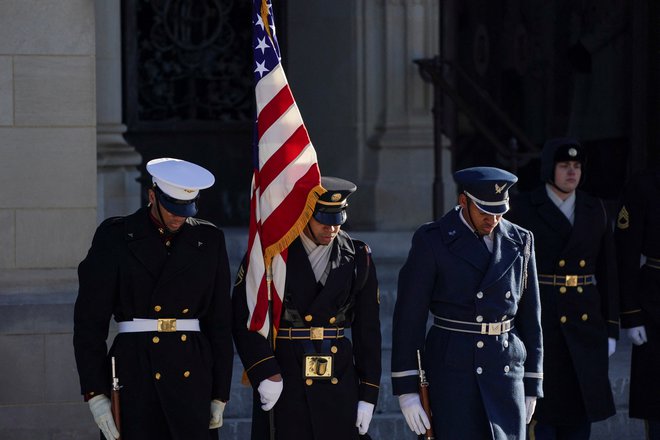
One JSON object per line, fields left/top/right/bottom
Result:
{"left": 117, "top": 318, "right": 200, "bottom": 333}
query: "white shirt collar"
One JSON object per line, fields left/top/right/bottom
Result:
{"left": 545, "top": 184, "right": 576, "bottom": 225}
{"left": 458, "top": 206, "right": 494, "bottom": 253}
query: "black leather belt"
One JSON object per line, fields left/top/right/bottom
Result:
{"left": 538, "top": 274, "right": 595, "bottom": 286}
{"left": 432, "top": 316, "right": 514, "bottom": 336}
{"left": 276, "top": 327, "right": 344, "bottom": 340}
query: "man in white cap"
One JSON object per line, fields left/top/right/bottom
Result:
{"left": 74, "top": 158, "right": 234, "bottom": 439}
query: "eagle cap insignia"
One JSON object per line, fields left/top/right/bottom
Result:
{"left": 331, "top": 193, "right": 342, "bottom": 202}
{"left": 495, "top": 183, "right": 506, "bottom": 194}
{"left": 183, "top": 188, "right": 195, "bottom": 193}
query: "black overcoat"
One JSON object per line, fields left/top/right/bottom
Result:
{"left": 508, "top": 187, "right": 618, "bottom": 424}
{"left": 615, "top": 171, "right": 660, "bottom": 420}
{"left": 391, "top": 208, "right": 543, "bottom": 440}
{"left": 232, "top": 231, "right": 381, "bottom": 440}
{"left": 73, "top": 207, "right": 233, "bottom": 440}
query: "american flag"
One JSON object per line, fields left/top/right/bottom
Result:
{"left": 246, "top": 0, "right": 324, "bottom": 338}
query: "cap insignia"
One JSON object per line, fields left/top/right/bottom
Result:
{"left": 568, "top": 148, "right": 578, "bottom": 157}
{"left": 183, "top": 188, "right": 195, "bottom": 193}
{"left": 495, "top": 183, "right": 506, "bottom": 194}
{"left": 331, "top": 193, "right": 342, "bottom": 202}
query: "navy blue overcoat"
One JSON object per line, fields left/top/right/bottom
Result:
{"left": 391, "top": 207, "right": 543, "bottom": 440}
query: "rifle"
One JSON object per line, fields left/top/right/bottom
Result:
{"left": 111, "top": 356, "right": 122, "bottom": 439}
{"left": 417, "top": 350, "right": 435, "bottom": 440}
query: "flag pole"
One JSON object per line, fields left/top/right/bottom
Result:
{"left": 266, "top": 265, "right": 276, "bottom": 440}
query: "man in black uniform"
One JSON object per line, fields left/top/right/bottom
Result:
{"left": 507, "top": 138, "right": 619, "bottom": 439}
{"left": 232, "top": 176, "right": 381, "bottom": 440}
{"left": 616, "top": 170, "right": 660, "bottom": 440}
{"left": 74, "top": 158, "right": 234, "bottom": 439}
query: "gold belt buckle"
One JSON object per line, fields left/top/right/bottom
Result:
{"left": 310, "top": 327, "right": 324, "bottom": 340}
{"left": 565, "top": 275, "right": 578, "bottom": 287}
{"left": 158, "top": 318, "right": 177, "bottom": 332}
{"left": 487, "top": 322, "right": 502, "bottom": 335}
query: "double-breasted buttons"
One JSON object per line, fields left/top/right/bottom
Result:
{"left": 501, "top": 315, "right": 508, "bottom": 321}
{"left": 306, "top": 379, "right": 313, "bottom": 386}
{"left": 476, "top": 315, "right": 484, "bottom": 323}
{"left": 505, "top": 291, "right": 511, "bottom": 299}
{"left": 329, "top": 317, "right": 336, "bottom": 324}
{"left": 558, "top": 260, "right": 566, "bottom": 267}
{"left": 476, "top": 367, "right": 483, "bottom": 375}
{"left": 579, "top": 260, "right": 586, "bottom": 268}
{"left": 504, "top": 365, "right": 510, "bottom": 373}
{"left": 331, "top": 346, "right": 338, "bottom": 354}
{"left": 577, "top": 286, "right": 584, "bottom": 293}
{"left": 182, "top": 308, "right": 189, "bottom": 314}
{"left": 181, "top": 334, "right": 187, "bottom": 342}
{"left": 155, "top": 372, "right": 162, "bottom": 380}
{"left": 331, "top": 378, "right": 339, "bottom": 385}
{"left": 165, "top": 240, "right": 171, "bottom": 247}
{"left": 152, "top": 336, "right": 160, "bottom": 344}
{"left": 154, "top": 305, "right": 162, "bottom": 312}
{"left": 304, "top": 315, "right": 313, "bottom": 322}
{"left": 560, "top": 316, "right": 567, "bottom": 324}
{"left": 477, "top": 341, "right": 484, "bottom": 348}
{"left": 183, "top": 371, "right": 190, "bottom": 378}
{"left": 476, "top": 291, "right": 484, "bottom": 299}
{"left": 559, "top": 286, "right": 567, "bottom": 294}
{"left": 581, "top": 314, "right": 589, "bottom": 321}
{"left": 503, "top": 340, "right": 509, "bottom": 348}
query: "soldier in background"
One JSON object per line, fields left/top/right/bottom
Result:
{"left": 74, "top": 158, "right": 233, "bottom": 439}
{"left": 616, "top": 170, "right": 660, "bottom": 440}
{"left": 392, "top": 167, "right": 543, "bottom": 440}
{"left": 508, "top": 138, "right": 618, "bottom": 439}
{"left": 232, "top": 176, "right": 381, "bottom": 440}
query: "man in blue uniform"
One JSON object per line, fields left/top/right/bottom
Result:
{"left": 616, "top": 170, "right": 660, "bottom": 440}
{"left": 232, "top": 177, "right": 381, "bottom": 440}
{"left": 74, "top": 158, "right": 233, "bottom": 439}
{"left": 508, "top": 138, "right": 618, "bottom": 439}
{"left": 392, "top": 167, "right": 543, "bottom": 440}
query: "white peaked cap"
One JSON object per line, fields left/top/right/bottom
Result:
{"left": 146, "top": 158, "right": 215, "bottom": 200}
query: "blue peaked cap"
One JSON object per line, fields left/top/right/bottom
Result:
{"left": 454, "top": 167, "right": 518, "bottom": 215}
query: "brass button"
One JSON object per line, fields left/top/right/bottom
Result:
{"left": 331, "top": 346, "right": 338, "bottom": 354}
{"left": 581, "top": 314, "right": 589, "bottom": 321}
{"left": 577, "top": 286, "right": 584, "bottom": 293}
{"left": 329, "top": 317, "right": 336, "bottom": 324}
{"left": 183, "top": 371, "right": 190, "bottom": 378}
{"left": 154, "top": 305, "right": 162, "bottom": 312}
{"left": 152, "top": 336, "right": 160, "bottom": 344}
{"left": 477, "top": 341, "right": 484, "bottom": 348}
{"left": 155, "top": 372, "right": 161, "bottom": 380}
{"left": 165, "top": 240, "right": 171, "bottom": 247}
{"left": 158, "top": 228, "right": 164, "bottom": 235}
{"left": 560, "top": 316, "right": 567, "bottom": 324}
{"left": 304, "top": 315, "right": 313, "bottom": 322}
{"left": 579, "top": 259, "right": 586, "bottom": 268}
{"left": 305, "top": 379, "right": 313, "bottom": 386}
{"left": 182, "top": 308, "right": 189, "bottom": 314}
{"left": 558, "top": 260, "right": 566, "bottom": 267}
{"left": 559, "top": 286, "right": 567, "bottom": 294}
{"left": 331, "top": 377, "right": 339, "bottom": 385}
{"left": 181, "top": 334, "right": 187, "bottom": 342}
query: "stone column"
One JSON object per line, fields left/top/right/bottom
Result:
{"left": 370, "top": 0, "right": 440, "bottom": 229}
{"left": 95, "top": 0, "right": 141, "bottom": 222}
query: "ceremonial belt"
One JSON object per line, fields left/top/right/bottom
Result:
{"left": 117, "top": 318, "right": 200, "bottom": 333}
{"left": 432, "top": 316, "right": 514, "bottom": 336}
{"left": 276, "top": 327, "right": 345, "bottom": 340}
{"left": 538, "top": 274, "right": 595, "bottom": 287}
{"left": 645, "top": 256, "right": 660, "bottom": 270}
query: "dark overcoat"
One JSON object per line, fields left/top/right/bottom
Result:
{"left": 508, "top": 187, "right": 619, "bottom": 424}
{"left": 391, "top": 208, "right": 543, "bottom": 440}
{"left": 232, "top": 231, "right": 381, "bottom": 440}
{"left": 73, "top": 207, "right": 234, "bottom": 440}
{"left": 615, "top": 171, "right": 660, "bottom": 420}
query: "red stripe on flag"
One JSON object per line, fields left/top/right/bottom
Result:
{"left": 257, "top": 84, "right": 294, "bottom": 139}
{"left": 258, "top": 125, "right": 310, "bottom": 190}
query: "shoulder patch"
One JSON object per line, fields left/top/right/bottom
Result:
{"left": 617, "top": 206, "right": 629, "bottom": 230}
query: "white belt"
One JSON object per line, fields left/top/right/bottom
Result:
{"left": 117, "top": 318, "right": 200, "bottom": 333}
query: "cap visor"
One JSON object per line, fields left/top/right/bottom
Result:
{"left": 313, "top": 210, "right": 346, "bottom": 226}
{"left": 158, "top": 194, "right": 198, "bottom": 217}
{"left": 475, "top": 202, "right": 509, "bottom": 216}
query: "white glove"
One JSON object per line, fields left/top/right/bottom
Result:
{"left": 355, "top": 401, "right": 375, "bottom": 435}
{"left": 398, "top": 393, "right": 431, "bottom": 435}
{"left": 258, "top": 378, "right": 283, "bottom": 411}
{"left": 209, "top": 399, "right": 226, "bottom": 429}
{"left": 608, "top": 337, "right": 616, "bottom": 357}
{"left": 627, "top": 326, "right": 648, "bottom": 346}
{"left": 525, "top": 396, "right": 537, "bottom": 424}
{"left": 88, "top": 395, "right": 120, "bottom": 440}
